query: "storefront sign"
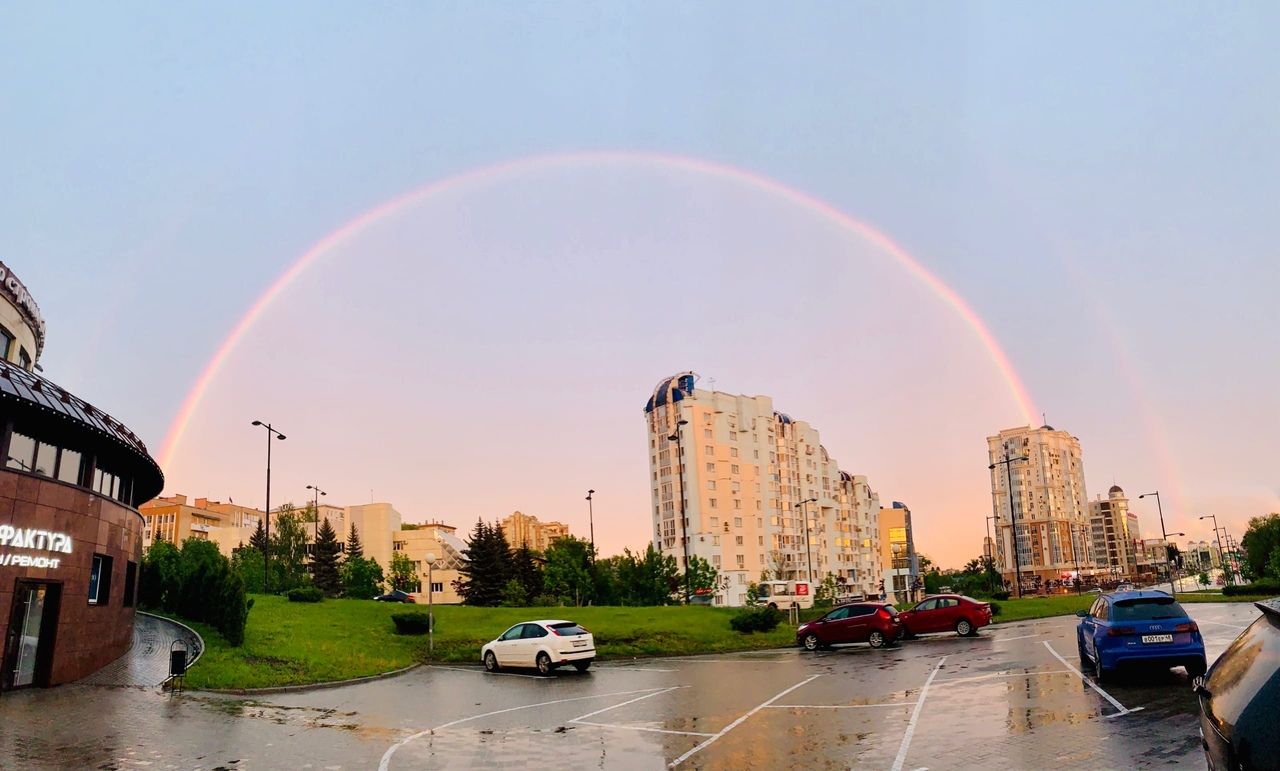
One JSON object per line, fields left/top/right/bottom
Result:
{"left": 0, "top": 261, "right": 47, "bottom": 352}
{"left": 0, "top": 526, "right": 72, "bottom": 569}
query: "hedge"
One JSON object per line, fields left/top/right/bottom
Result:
{"left": 730, "top": 606, "right": 783, "bottom": 634}
{"left": 287, "top": 587, "right": 325, "bottom": 603}
{"left": 392, "top": 611, "right": 433, "bottom": 635}
{"left": 1222, "top": 580, "right": 1280, "bottom": 597}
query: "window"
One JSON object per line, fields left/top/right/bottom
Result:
{"left": 522, "top": 624, "right": 549, "bottom": 639}
{"left": 731, "top": 464, "right": 739, "bottom": 474}
{"left": 736, "top": 554, "right": 745, "bottom": 568}
{"left": 705, "top": 462, "right": 715, "bottom": 472}
{"left": 704, "top": 445, "right": 714, "bottom": 455}
{"left": 704, "top": 428, "right": 713, "bottom": 438}
{"left": 124, "top": 561, "right": 137, "bottom": 607}
{"left": 430, "top": 582, "right": 444, "bottom": 593}
{"left": 734, "top": 517, "right": 743, "bottom": 527}
{"left": 18, "top": 347, "right": 31, "bottom": 370}
{"left": 6, "top": 431, "right": 36, "bottom": 472}
{"left": 709, "top": 499, "right": 718, "bottom": 508}
{"left": 0, "top": 324, "right": 12, "bottom": 359}
{"left": 707, "top": 480, "right": 717, "bottom": 490}
{"left": 500, "top": 625, "right": 525, "bottom": 641}
{"left": 735, "top": 536, "right": 743, "bottom": 545}
{"left": 34, "top": 441, "right": 56, "bottom": 477}
{"left": 56, "top": 449, "right": 82, "bottom": 485}
{"left": 730, "top": 448, "right": 739, "bottom": 458}
{"left": 89, "top": 554, "right": 113, "bottom": 605}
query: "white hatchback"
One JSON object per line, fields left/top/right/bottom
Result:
{"left": 481, "top": 620, "right": 596, "bottom": 675}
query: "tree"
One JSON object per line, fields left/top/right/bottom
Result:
{"left": 455, "top": 520, "right": 513, "bottom": 606}
{"left": 543, "top": 536, "right": 595, "bottom": 606}
{"left": 686, "top": 555, "right": 719, "bottom": 599}
{"left": 500, "top": 578, "right": 528, "bottom": 607}
{"left": 175, "top": 539, "right": 250, "bottom": 645}
{"left": 231, "top": 547, "right": 265, "bottom": 594}
{"left": 270, "top": 504, "right": 309, "bottom": 593}
{"left": 389, "top": 550, "right": 419, "bottom": 592}
{"left": 813, "top": 574, "right": 839, "bottom": 606}
{"left": 346, "top": 522, "right": 364, "bottom": 560}
{"left": 917, "top": 553, "right": 934, "bottom": 574}
{"left": 1242, "top": 513, "right": 1280, "bottom": 580}
{"left": 341, "top": 556, "right": 385, "bottom": 599}
{"left": 138, "top": 538, "right": 181, "bottom": 609}
{"left": 249, "top": 518, "right": 268, "bottom": 553}
{"left": 511, "top": 545, "right": 543, "bottom": 603}
{"left": 1198, "top": 571, "right": 1211, "bottom": 589}
{"left": 310, "top": 518, "right": 343, "bottom": 596}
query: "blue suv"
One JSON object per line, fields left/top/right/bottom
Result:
{"left": 1076, "top": 590, "right": 1206, "bottom": 682}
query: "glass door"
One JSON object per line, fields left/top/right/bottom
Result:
{"left": 4, "top": 581, "right": 60, "bottom": 691}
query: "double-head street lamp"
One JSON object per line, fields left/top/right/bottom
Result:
{"left": 668, "top": 419, "right": 690, "bottom": 604}
{"left": 251, "top": 420, "right": 286, "bottom": 592}
{"left": 586, "top": 489, "right": 596, "bottom": 563}
{"left": 989, "top": 445, "right": 1029, "bottom": 598}
{"left": 1139, "top": 492, "right": 1178, "bottom": 596}
{"left": 1198, "top": 514, "right": 1230, "bottom": 585}
{"left": 795, "top": 497, "right": 818, "bottom": 582}
{"left": 306, "top": 484, "right": 327, "bottom": 543}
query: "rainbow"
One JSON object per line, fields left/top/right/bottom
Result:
{"left": 157, "top": 151, "right": 1038, "bottom": 468}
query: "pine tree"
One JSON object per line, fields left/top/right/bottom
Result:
{"left": 457, "top": 520, "right": 513, "bottom": 606}
{"left": 511, "top": 545, "right": 543, "bottom": 603}
{"left": 249, "top": 518, "right": 268, "bottom": 553}
{"left": 311, "top": 518, "right": 343, "bottom": 596}
{"left": 346, "top": 523, "right": 363, "bottom": 560}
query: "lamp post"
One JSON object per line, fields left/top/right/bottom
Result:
{"left": 1071, "top": 523, "right": 1084, "bottom": 595}
{"left": 1198, "top": 515, "right": 1228, "bottom": 583}
{"left": 425, "top": 552, "right": 436, "bottom": 658}
{"left": 984, "top": 514, "right": 998, "bottom": 593}
{"left": 668, "top": 418, "right": 690, "bottom": 604}
{"left": 795, "top": 497, "right": 818, "bottom": 583}
{"left": 1139, "top": 492, "right": 1178, "bottom": 596}
{"left": 251, "top": 420, "right": 286, "bottom": 593}
{"left": 306, "top": 484, "right": 327, "bottom": 543}
{"left": 989, "top": 444, "right": 1029, "bottom": 598}
{"left": 1163, "top": 531, "right": 1186, "bottom": 592}
{"left": 586, "top": 489, "right": 596, "bottom": 563}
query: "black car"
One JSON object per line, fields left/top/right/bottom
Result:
{"left": 1197, "top": 598, "right": 1280, "bottom": 770}
{"left": 374, "top": 589, "right": 416, "bottom": 603}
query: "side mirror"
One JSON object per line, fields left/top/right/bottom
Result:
{"left": 1075, "top": 610, "right": 1089, "bottom": 618}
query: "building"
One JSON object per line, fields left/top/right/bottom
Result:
{"left": 1088, "top": 485, "right": 1140, "bottom": 580}
{"left": 139, "top": 495, "right": 263, "bottom": 553}
{"left": 643, "top": 372, "right": 883, "bottom": 606}
{"left": 392, "top": 523, "right": 467, "bottom": 604}
{"left": 987, "top": 424, "right": 1095, "bottom": 591}
{"left": 345, "top": 502, "right": 401, "bottom": 570}
{"left": 879, "top": 503, "right": 918, "bottom": 603}
{"left": 1183, "top": 540, "right": 1220, "bottom": 573}
{"left": 0, "top": 261, "right": 164, "bottom": 692}
{"left": 500, "top": 511, "right": 570, "bottom": 552}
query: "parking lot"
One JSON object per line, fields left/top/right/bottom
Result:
{"left": 0, "top": 602, "right": 1263, "bottom": 769}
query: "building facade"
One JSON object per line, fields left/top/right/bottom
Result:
{"left": 0, "top": 262, "right": 164, "bottom": 692}
{"left": 643, "top": 373, "right": 882, "bottom": 606}
{"left": 140, "top": 495, "right": 264, "bottom": 553}
{"left": 879, "top": 503, "right": 918, "bottom": 603}
{"left": 987, "top": 424, "right": 1095, "bottom": 590}
{"left": 500, "top": 511, "right": 570, "bottom": 552}
{"left": 392, "top": 523, "right": 466, "bottom": 604}
{"left": 1088, "top": 485, "right": 1140, "bottom": 579}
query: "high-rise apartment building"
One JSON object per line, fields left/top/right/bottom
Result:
{"left": 879, "top": 503, "right": 918, "bottom": 602}
{"left": 644, "top": 372, "right": 882, "bottom": 606}
{"left": 500, "top": 511, "right": 571, "bottom": 552}
{"left": 987, "top": 424, "right": 1095, "bottom": 590}
{"left": 1088, "top": 485, "right": 1140, "bottom": 579}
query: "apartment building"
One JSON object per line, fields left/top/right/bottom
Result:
{"left": 1088, "top": 485, "right": 1140, "bottom": 579}
{"left": 987, "top": 424, "right": 1096, "bottom": 590}
{"left": 500, "top": 511, "right": 570, "bottom": 552}
{"left": 879, "top": 503, "right": 918, "bottom": 602}
{"left": 643, "top": 372, "right": 883, "bottom": 606}
{"left": 140, "top": 495, "right": 263, "bottom": 552}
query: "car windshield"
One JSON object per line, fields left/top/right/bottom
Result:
{"left": 758, "top": 585, "right": 772, "bottom": 598}
{"left": 550, "top": 622, "right": 588, "bottom": 636}
{"left": 1112, "top": 598, "right": 1187, "bottom": 621}
{"left": 883, "top": 605, "right": 898, "bottom": 616}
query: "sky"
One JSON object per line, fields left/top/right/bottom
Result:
{"left": 1, "top": 3, "right": 1277, "bottom": 569}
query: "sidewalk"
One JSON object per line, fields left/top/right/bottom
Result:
{"left": 78, "top": 612, "right": 203, "bottom": 687}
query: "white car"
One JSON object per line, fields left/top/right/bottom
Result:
{"left": 481, "top": 619, "right": 596, "bottom": 675}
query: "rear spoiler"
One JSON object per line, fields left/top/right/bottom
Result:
{"left": 1256, "top": 598, "right": 1280, "bottom": 618}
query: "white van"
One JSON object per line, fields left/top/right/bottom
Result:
{"left": 757, "top": 580, "right": 814, "bottom": 610}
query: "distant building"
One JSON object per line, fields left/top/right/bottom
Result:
{"left": 879, "top": 503, "right": 917, "bottom": 603}
{"left": 140, "top": 495, "right": 263, "bottom": 553}
{"left": 1088, "top": 485, "right": 1140, "bottom": 579}
{"left": 346, "top": 503, "right": 402, "bottom": 571}
{"left": 643, "top": 373, "right": 883, "bottom": 606}
{"left": 392, "top": 523, "right": 467, "bottom": 604}
{"left": 1182, "top": 540, "right": 1220, "bottom": 573}
{"left": 500, "top": 511, "right": 570, "bottom": 552}
{"left": 987, "top": 424, "right": 1095, "bottom": 590}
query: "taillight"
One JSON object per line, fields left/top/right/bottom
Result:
{"left": 1174, "top": 622, "right": 1198, "bottom": 633}
{"left": 877, "top": 608, "right": 891, "bottom": 621}
{"left": 1107, "top": 626, "right": 1135, "bottom": 636}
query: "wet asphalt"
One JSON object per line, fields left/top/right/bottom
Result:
{"left": 0, "top": 602, "right": 1264, "bottom": 770}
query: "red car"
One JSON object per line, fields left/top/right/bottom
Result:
{"left": 898, "top": 594, "right": 992, "bottom": 637}
{"left": 796, "top": 602, "right": 902, "bottom": 651}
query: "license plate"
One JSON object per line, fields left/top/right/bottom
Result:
{"left": 1141, "top": 634, "right": 1173, "bottom": 644}
{"left": 572, "top": 639, "right": 587, "bottom": 647}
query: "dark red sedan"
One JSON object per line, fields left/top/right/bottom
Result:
{"left": 796, "top": 602, "right": 902, "bottom": 651}
{"left": 898, "top": 594, "right": 992, "bottom": 637}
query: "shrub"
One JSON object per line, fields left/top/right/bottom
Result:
{"left": 391, "top": 611, "right": 433, "bottom": 635}
{"left": 1222, "top": 580, "right": 1280, "bottom": 597}
{"left": 532, "top": 594, "right": 560, "bottom": 607}
{"left": 140, "top": 538, "right": 249, "bottom": 646}
{"left": 991, "top": 591, "right": 1010, "bottom": 601}
{"left": 729, "top": 606, "right": 783, "bottom": 634}
{"left": 287, "top": 587, "right": 324, "bottom": 603}
{"left": 988, "top": 601, "right": 1002, "bottom": 617}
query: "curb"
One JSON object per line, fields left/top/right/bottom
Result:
{"left": 137, "top": 610, "right": 206, "bottom": 670}
{"left": 198, "top": 662, "right": 422, "bottom": 695}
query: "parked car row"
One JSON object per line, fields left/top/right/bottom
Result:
{"left": 795, "top": 593, "right": 994, "bottom": 651}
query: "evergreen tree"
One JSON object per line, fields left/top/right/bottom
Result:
{"left": 511, "top": 545, "right": 543, "bottom": 602}
{"left": 310, "top": 518, "right": 343, "bottom": 596}
{"left": 543, "top": 536, "right": 596, "bottom": 606}
{"left": 456, "top": 520, "right": 513, "bottom": 606}
{"left": 346, "top": 522, "right": 364, "bottom": 560}
{"left": 249, "top": 518, "right": 268, "bottom": 553}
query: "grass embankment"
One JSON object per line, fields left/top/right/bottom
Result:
{"left": 176, "top": 596, "right": 794, "bottom": 690}
{"left": 982, "top": 590, "right": 1272, "bottom": 626}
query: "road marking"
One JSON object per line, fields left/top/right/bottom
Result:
{"left": 1199, "top": 620, "right": 1246, "bottom": 630}
{"left": 601, "top": 666, "right": 679, "bottom": 672}
{"left": 573, "top": 720, "right": 714, "bottom": 737}
{"left": 1041, "top": 641, "right": 1143, "bottom": 719}
{"left": 427, "top": 664, "right": 545, "bottom": 680}
{"left": 890, "top": 656, "right": 947, "bottom": 771}
{"left": 933, "top": 669, "right": 1071, "bottom": 687}
{"left": 668, "top": 675, "right": 821, "bottom": 767}
{"left": 990, "top": 633, "right": 1044, "bottom": 642}
{"left": 378, "top": 687, "right": 671, "bottom": 770}
{"left": 765, "top": 702, "right": 916, "bottom": 709}
{"left": 648, "top": 658, "right": 790, "bottom": 665}
{"left": 570, "top": 686, "right": 683, "bottom": 722}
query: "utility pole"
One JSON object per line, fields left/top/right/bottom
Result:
{"left": 1140, "top": 492, "right": 1177, "bottom": 596}
{"left": 989, "top": 444, "right": 1029, "bottom": 598}
{"left": 668, "top": 419, "right": 690, "bottom": 604}
{"left": 251, "top": 420, "right": 286, "bottom": 593}
{"left": 585, "top": 489, "right": 596, "bottom": 563}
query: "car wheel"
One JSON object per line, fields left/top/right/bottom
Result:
{"left": 956, "top": 619, "right": 973, "bottom": 637}
{"left": 802, "top": 633, "right": 821, "bottom": 651}
{"left": 868, "top": 630, "right": 886, "bottom": 649}
{"left": 767, "top": 602, "right": 778, "bottom": 611}
{"left": 573, "top": 660, "right": 592, "bottom": 673}
{"left": 536, "top": 652, "right": 554, "bottom": 676}
{"left": 1077, "top": 640, "right": 1090, "bottom": 666}
{"left": 1093, "top": 649, "right": 1107, "bottom": 683}
{"left": 483, "top": 651, "right": 499, "bottom": 672}
{"left": 1186, "top": 657, "right": 1207, "bottom": 678}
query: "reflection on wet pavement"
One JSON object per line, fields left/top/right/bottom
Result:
{"left": 0, "top": 601, "right": 1262, "bottom": 769}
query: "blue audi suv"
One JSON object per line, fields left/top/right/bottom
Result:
{"left": 1076, "top": 590, "right": 1206, "bottom": 682}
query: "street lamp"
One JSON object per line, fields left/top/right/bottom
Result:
{"left": 306, "top": 484, "right": 327, "bottom": 544}
{"left": 668, "top": 419, "right": 690, "bottom": 604}
{"left": 251, "top": 420, "right": 286, "bottom": 592}
{"left": 1165, "top": 531, "right": 1187, "bottom": 593}
{"left": 585, "top": 489, "right": 596, "bottom": 563}
{"left": 1139, "top": 492, "right": 1178, "bottom": 597}
{"left": 795, "top": 497, "right": 818, "bottom": 583}
{"left": 425, "top": 552, "right": 437, "bottom": 658}
{"left": 1198, "top": 515, "right": 1229, "bottom": 585}
{"left": 989, "top": 444, "right": 1029, "bottom": 598}
{"left": 984, "top": 514, "right": 998, "bottom": 593}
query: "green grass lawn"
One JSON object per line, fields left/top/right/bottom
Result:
{"left": 989, "top": 594, "right": 1095, "bottom": 623}
{"left": 171, "top": 596, "right": 796, "bottom": 690}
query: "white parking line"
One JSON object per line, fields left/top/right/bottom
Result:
{"left": 765, "top": 702, "right": 916, "bottom": 709}
{"left": 1041, "top": 641, "right": 1143, "bottom": 719}
{"left": 428, "top": 664, "right": 545, "bottom": 680}
{"left": 932, "top": 669, "right": 1071, "bottom": 688}
{"left": 668, "top": 674, "right": 821, "bottom": 767}
{"left": 990, "top": 633, "right": 1044, "bottom": 643}
{"left": 573, "top": 720, "right": 714, "bottom": 737}
{"left": 1199, "top": 620, "right": 1246, "bottom": 630}
{"left": 378, "top": 686, "right": 672, "bottom": 770}
{"left": 570, "top": 686, "right": 683, "bottom": 722}
{"left": 890, "top": 656, "right": 947, "bottom": 771}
